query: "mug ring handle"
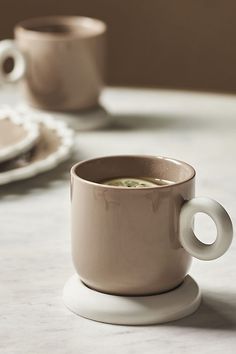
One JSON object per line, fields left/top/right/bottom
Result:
{"left": 179, "top": 197, "right": 233, "bottom": 260}
{"left": 0, "top": 40, "right": 26, "bottom": 84}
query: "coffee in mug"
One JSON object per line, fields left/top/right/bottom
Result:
{"left": 101, "top": 177, "right": 174, "bottom": 187}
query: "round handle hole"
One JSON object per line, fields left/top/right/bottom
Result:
{"left": 2, "top": 56, "right": 14, "bottom": 75}
{"left": 194, "top": 212, "right": 217, "bottom": 245}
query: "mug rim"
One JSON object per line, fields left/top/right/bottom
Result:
{"left": 14, "top": 15, "right": 107, "bottom": 40}
{"left": 71, "top": 155, "right": 196, "bottom": 190}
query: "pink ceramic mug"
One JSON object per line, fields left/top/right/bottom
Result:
{"left": 70, "top": 155, "right": 233, "bottom": 296}
{"left": 0, "top": 16, "right": 106, "bottom": 111}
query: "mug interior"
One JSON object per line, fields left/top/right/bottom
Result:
{"left": 72, "top": 155, "right": 195, "bottom": 187}
{"left": 15, "top": 16, "right": 106, "bottom": 38}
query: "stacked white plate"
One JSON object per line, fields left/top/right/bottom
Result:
{"left": 0, "top": 106, "right": 74, "bottom": 185}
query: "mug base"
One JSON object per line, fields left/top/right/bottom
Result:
{"left": 63, "top": 274, "right": 201, "bottom": 325}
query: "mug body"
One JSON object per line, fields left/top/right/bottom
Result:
{"left": 71, "top": 156, "right": 195, "bottom": 296}
{"left": 14, "top": 16, "right": 106, "bottom": 111}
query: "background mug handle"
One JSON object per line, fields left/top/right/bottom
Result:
{"left": 0, "top": 40, "right": 26, "bottom": 84}
{"left": 180, "top": 197, "right": 233, "bottom": 260}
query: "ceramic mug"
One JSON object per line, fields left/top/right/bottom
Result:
{"left": 70, "top": 155, "right": 233, "bottom": 296}
{"left": 0, "top": 16, "right": 106, "bottom": 111}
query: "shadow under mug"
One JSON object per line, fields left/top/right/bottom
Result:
{"left": 71, "top": 155, "right": 233, "bottom": 296}
{"left": 0, "top": 16, "right": 106, "bottom": 111}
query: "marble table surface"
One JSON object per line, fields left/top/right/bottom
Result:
{"left": 0, "top": 87, "right": 236, "bottom": 354}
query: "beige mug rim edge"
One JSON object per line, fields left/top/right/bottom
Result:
{"left": 14, "top": 15, "right": 107, "bottom": 40}
{"left": 70, "top": 154, "right": 196, "bottom": 190}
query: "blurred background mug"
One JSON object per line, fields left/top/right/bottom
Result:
{"left": 0, "top": 16, "right": 106, "bottom": 111}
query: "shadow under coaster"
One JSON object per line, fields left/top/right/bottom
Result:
{"left": 63, "top": 275, "right": 201, "bottom": 325}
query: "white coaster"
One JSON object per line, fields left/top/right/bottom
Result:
{"left": 63, "top": 275, "right": 201, "bottom": 325}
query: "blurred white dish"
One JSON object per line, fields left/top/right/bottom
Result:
{"left": 0, "top": 108, "right": 74, "bottom": 185}
{"left": 0, "top": 106, "right": 39, "bottom": 163}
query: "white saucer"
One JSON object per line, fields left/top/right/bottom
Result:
{"left": 63, "top": 275, "right": 201, "bottom": 325}
{"left": 18, "top": 104, "right": 111, "bottom": 131}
